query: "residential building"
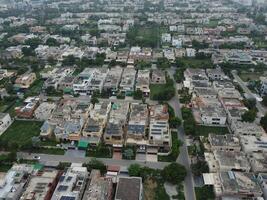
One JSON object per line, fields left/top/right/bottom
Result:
{"left": 103, "top": 66, "right": 123, "bottom": 93}
{"left": 21, "top": 169, "right": 60, "bottom": 200}
{"left": 224, "top": 50, "right": 253, "bottom": 65}
{"left": 208, "top": 134, "right": 241, "bottom": 152}
{"left": 88, "top": 68, "right": 108, "bottom": 94}
{"left": 51, "top": 164, "right": 88, "bottom": 200}
{"left": 135, "top": 70, "right": 150, "bottom": 96}
{"left": 260, "top": 76, "right": 267, "bottom": 96}
{"left": 34, "top": 102, "right": 56, "bottom": 120}
{"left": 240, "top": 135, "right": 267, "bottom": 153}
{"left": 218, "top": 171, "right": 262, "bottom": 198}
{"left": 257, "top": 173, "right": 267, "bottom": 200}
{"left": 15, "top": 97, "right": 40, "bottom": 119}
{"left": 231, "top": 121, "right": 266, "bottom": 137}
{"left": 199, "top": 106, "right": 227, "bottom": 125}
{"left": 206, "top": 68, "right": 226, "bottom": 80}
{"left": 186, "top": 48, "right": 196, "bottom": 57}
{"left": 127, "top": 104, "right": 149, "bottom": 144}
{"left": 73, "top": 68, "right": 95, "bottom": 95}
{"left": 161, "top": 33, "right": 171, "bottom": 43}
{"left": 150, "top": 69, "right": 166, "bottom": 84}
{"left": 149, "top": 120, "right": 171, "bottom": 154}
{"left": 0, "top": 164, "right": 34, "bottom": 200}
{"left": 119, "top": 67, "right": 136, "bottom": 95}
{"left": 104, "top": 102, "right": 129, "bottom": 145}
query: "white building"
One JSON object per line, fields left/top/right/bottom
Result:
{"left": 186, "top": 48, "right": 196, "bottom": 57}
{"left": 161, "top": 33, "right": 171, "bottom": 43}
{"left": 0, "top": 113, "right": 12, "bottom": 136}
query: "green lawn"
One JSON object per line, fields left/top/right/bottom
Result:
{"left": 206, "top": 19, "right": 219, "bottom": 28}
{"left": 150, "top": 84, "right": 166, "bottom": 98}
{"left": 0, "top": 120, "right": 43, "bottom": 147}
{"left": 195, "top": 125, "right": 229, "bottom": 137}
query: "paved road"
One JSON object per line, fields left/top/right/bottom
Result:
{"left": 17, "top": 152, "right": 169, "bottom": 169}
{"left": 232, "top": 71, "right": 267, "bottom": 118}
{"left": 168, "top": 69, "right": 196, "bottom": 200}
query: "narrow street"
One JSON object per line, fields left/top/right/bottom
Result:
{"left": 168, "top": 69, "right": 196, "bottom": 200}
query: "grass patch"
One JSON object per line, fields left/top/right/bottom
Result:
{"left": 127, "top": 24, "right": 159, "bottom": 48}
{"left": 150, "top": 84, "right": 167, "bottom": 97}
{"left": 158, "top": 132, "right": 182, "bottom": 162}
{"left": 87, "top": 144, "right": 112, "bottom": 158}
{"left": 239, "top": 72, "right": 262, "bottom": 82}
{"left": 195, "top": 125, "right": 229, "bottom": 137}
{"left": 150, "top": 76, "right": 175, "bottom": 101}
{"left": 0, "top": 120, "right": 43, "bottom": 148}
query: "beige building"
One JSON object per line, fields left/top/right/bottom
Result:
{"left": 15, "top": 73, "right": 36, "bottom": 89}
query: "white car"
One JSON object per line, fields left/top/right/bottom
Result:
{"left": 33, "top": 156, "right": 40, "bottom": 160}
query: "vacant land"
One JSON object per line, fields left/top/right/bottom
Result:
{"left": 0, "top": 120, "right": 43, "bottom": 147}
{"left": 127, "top": 24, "right": 159, "bottom": 48}
{"left": 239, "top": 72, "right": 262, "bottom": 82}
{"left": 195, "top": 125, "right": 229, "bottom": 137}
{"left": 178, "top": 58, "right": 213, "bottom": 68}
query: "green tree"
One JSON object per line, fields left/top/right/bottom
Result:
{"left": 25, "top": 38, "right": 42, "bottom": 49}
{"left": 22, "top": 47, "right": 35, "bottom": 57}
{"left": 86, "top": 158, "right": 106, "bottom": 174}
{"left": 241, "top": 109, "right": 257, "bottom": 122}
{"left": 157, "top": 57, "right": 171, "bottom": 69}
{"left": 191, "top": 160, "right": 209, "bottom": 176}
{"left": 262, "top": 96, "right": 267, "bottom": 107}
{"left": 133, "top": 90, "right": 143, "bottom": 100}
{"left": 169, "top": 117, "right": 181, "bottom": 128}
{"left": 128, "top": 164, "right": 142, "bottom": 176}
{"left": 46, "top": 37, "right": 60, "bottom": 46}
{"left": 161, "top": 163, "right": 187, "bottom": 184}
{"left": 62, "top": 55, "right": 77, "bottom": 66}
{"left": 260, "top": 114, "right": 267, "bottom": 131}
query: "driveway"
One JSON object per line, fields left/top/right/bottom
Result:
{"left": 136, "top": 153, "right": 146, "bottom": 161}
{"left": 65, "top": 149, "right": 86, "bottom": 158}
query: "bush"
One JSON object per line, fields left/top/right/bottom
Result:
{"left": 85, "top": 158, "right": 106, "bottom": 174}
{"left": 128, "top": 163, "right": 142, "bottom": 176}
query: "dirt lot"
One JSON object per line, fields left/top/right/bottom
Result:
{"left": 144, "top": 178, "right": 157, "bottom": 200}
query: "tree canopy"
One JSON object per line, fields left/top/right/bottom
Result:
{"left": 161, "top": 162, "right": 187, "bottom": 184}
